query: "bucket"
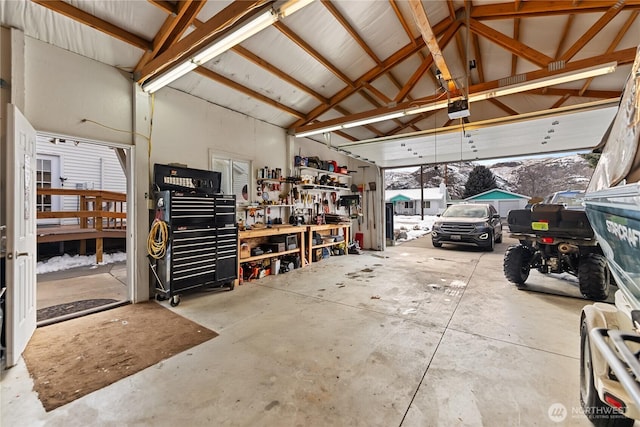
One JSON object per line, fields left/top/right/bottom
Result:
{"left": 355, "top": 232, "right": 364, "bottom": 249}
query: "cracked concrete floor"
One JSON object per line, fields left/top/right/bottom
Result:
{"left": 2, "top": 236, "right": 601, "bottom": 426}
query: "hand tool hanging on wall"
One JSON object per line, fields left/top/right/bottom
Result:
{"left": 369, "top": 182, "right": 377, "bottom": 229}
{"left": 358, "top": 166, "right": 369, "bottom": 231}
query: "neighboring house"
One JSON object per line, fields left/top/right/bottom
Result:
{"left": 464, "top": 188, "right": 530, "bottom": 218}
{"left": 386, "top": 184, "right": 449, "bottom": 216}
{"left": 36, "top": 135, "right": 127, "bottom": 226}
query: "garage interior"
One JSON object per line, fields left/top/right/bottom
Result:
{"left": 1, "top": 0, "right": 639, "bottom": 425}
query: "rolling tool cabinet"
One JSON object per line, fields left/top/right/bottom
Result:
{"left": 151, "top": 164, "right": 237, "bottom": 306}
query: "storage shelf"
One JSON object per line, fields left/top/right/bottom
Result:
{"left": 298, "top": 184, "right": 350, "bottom": 191}
{"left": 298, "top": 166, "right": 352, "bottom": 179}
{"left": 239, "top": 247, "right": 300, "bottom": 263}
{"left": 242, "top": 204, "right": 294, "bottom": 210}
{"left": 311, "top": 241, "right": 345, "bottom": 250}
{"left": 257, "top": 178, "right": 286, "bottom": 183}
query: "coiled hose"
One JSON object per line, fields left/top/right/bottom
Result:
{"left": 147, "top": 219, "right": 168, "bottom": 259}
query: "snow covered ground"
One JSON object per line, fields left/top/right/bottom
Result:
{"left": 36, "top": 215, "right": 434, "bottom": 273}
{"left": 393, "top": 215, "right": 438, "bottom": 243}
{"left": 37, "top": 252, "right": 127, "bottom": 274}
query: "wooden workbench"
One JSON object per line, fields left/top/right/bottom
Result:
{"left": 238, "top": 225, "right": 307, "bottom": 277}
{"left": 306, "top": 223, "right": 351, "bottom": 264}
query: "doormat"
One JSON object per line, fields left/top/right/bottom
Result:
{"left": 37, "top": 299, "right": 119, "bottom": 322}
{"left": 23, "top": 301, "right": 218, "bottom": 411}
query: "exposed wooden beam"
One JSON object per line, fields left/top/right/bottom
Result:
{"left": 531, "top": 87, "right": 621, "bottom": 98}
{"left": 31, "top": 0, "right": 152, "bottom": 51}
{"left": 293, "top": 48, "right": 632, "bottom": 134}
{"left": 289, "top": 33, "right": 428, "bottom": 128}
{"left": 194, "top": 67, "right": 305, "bottom": 119}
{"left": 551, "top": 93, "right": 571, "bottom": 108}
{"left": 511, "top": 18, "right": 520, "bottom": 75}
{"left": 333, "top": 130, "right": 359, "bottom": 142}
{"left": 232, "top": 45, "right": 328, "bottom": 103}
{"left": 136, "top": 0, "right": 271, "bottom": 83}
{"left": 158, "top": 1, "right": 207, "bottom": 55}
{"left": 554, "top": 14, "right": 575, "bottom": 59}
{"left": 135, "top": 1, "right": 206, "bottom": 73}
{"left": 394, "top": 56, "right": 435, "bottom": 103}
{"left": 469, "top": 18, "right": 554, "bottom": 67}
{"left": 388, "top": 111, "right": 437, "bottom": 135}
{"left": 409, "top": 0, "right": 458, "bottom": 91}
{"left": 488, "top": 98, "right": 519, "bottom": 115}
{"left": 471, "top": 32, "right": 485, "bottom": 84}
{"left": 389, "top": 0, "right": 417, "bottom": 46}
{"left": 560, "top": 2, "right": 625, "bottom": 62}
{"left": 447, "top": 0, "right": 456, "bottom": 18}
{"left": 471, "top": 1, "right": 640, "bottom": 19}
{"left": 321, "top": 0, "right": 381, "bottom": 64}
{"left": 274, "top": 21, "right": 355, "bottom": 87}
{"left": 580, "top": 10, "right": 638, "bottom": 95}
{"left": 147, "top": 0, "right": 177, "bottom": 15}
{"left": 364, "top": 83, "right": 393, "bottom": 104}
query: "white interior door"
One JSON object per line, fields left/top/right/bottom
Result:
{"left": 5, "top": 104, "right": 37, "bottom": 368}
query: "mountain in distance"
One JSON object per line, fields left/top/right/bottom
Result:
{"left": 385, "top": 154, "right": 595, "bottom": 200}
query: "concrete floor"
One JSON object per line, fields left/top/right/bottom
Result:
{"left": 1, "top": 236, "right": 604, "bottom": 426}
{"left": 37, "top": 263, "right": 128, "bottom": 310}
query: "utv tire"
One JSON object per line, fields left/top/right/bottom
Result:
{"left": 503, "top": 245, "right": 532, "bottom": 286}
{"left": 578, "top": 253, "right": 610, "bottom": 301}
{"left": 580, "top": 318, "right": 634, "bottom": 427}
{"left": 496, "top": 231, "right": 503, "bottom": 244}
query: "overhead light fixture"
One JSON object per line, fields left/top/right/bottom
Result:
{"left": 142, "top": 60, "right": 197, "bottom": 93}
{"left": 192, "top": 10, "right": 277, "bottom": 65}
{"left": 142, "top": 0, "right": 314, "bottom": 93}
{"left": 468, "top": 62, "right": 617, "bottom": 103}
{"left": 342, "top": 111, "right": 405, "bottom": 129}
{"left": 293, "top": 61, "right": 617, "bottom": 138}
{"left": 295, "top": 124, "right": 342, "bottom": 138}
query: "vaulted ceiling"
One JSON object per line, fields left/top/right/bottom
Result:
{"left": 2, "top": 0, "right": 639, "bottom": 167}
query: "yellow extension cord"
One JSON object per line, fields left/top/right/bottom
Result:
{"left": 147, "top": 219, "right": 168, "bottom": 259}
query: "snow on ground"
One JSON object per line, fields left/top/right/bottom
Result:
{"left": 393, "top": 215, "right": 438, "bottom": 243}
{"left": 37, "top": 252, "right": 127, "bottom": 274}
{"left": 37, "top": 216, "right": 434, "bottom": 273}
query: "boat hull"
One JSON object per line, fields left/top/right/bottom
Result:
{"left": 584, "top": 183, "right": 640, "bottom": 308}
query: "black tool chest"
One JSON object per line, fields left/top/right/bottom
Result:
{"left": 151, "top": 164, "right": 237, "bottom": 306}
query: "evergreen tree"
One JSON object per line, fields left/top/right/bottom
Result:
{"left": 463, "top": 165, "right": 497, "bottom": 198}
{"left": 580, "top": 153, "right": 601, "bottom": 168}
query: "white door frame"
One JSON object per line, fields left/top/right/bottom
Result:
{"left": 36, "top": 131, "right": 135, "bottom": 303}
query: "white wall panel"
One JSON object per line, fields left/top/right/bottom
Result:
{"left": 24, "top": 37, "right": 132, "bottom": 145}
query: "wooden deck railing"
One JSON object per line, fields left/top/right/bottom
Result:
{"left": 36, "top": 188, "right": 127, "bottom": 263}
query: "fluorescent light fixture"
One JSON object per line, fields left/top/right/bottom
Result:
{"left": 192, "top": 10, "right": 277, "bottom": 65}
{"left": 142, "top": 1, "right": 314, "bottom": 93}
{"left": 295, "top": 125, "right": 343, "bottom": 138}
{"left": 342, "top": 111, "right": 405, "bottom": 128}
{"left": 294, "top": 61, "right": 617, "bottom": 138}
{"left": 404, "top": 99, "right": 449, "bottom": 116}
{"left": 468, "top": 62, "right": 617, "bottom": 102}
{"left": 142, "top": 60, "right": 197, "bottom": 93}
